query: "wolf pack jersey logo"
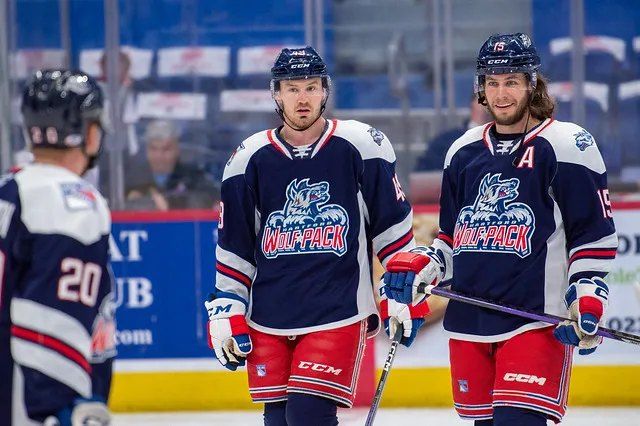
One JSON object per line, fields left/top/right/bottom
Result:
{"left": 262, "top": 178, "right": 349, "bottom": 258}
{"left": 574, "top": 129, "right": 594, "bottom": 151}
{"left": 453, "top": 173, "right": 535, "bottom": 258}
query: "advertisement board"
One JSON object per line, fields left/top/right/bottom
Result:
{"left": 109, "top": 205, "right": 640, "bottom": 410}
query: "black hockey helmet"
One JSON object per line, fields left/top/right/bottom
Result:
{"left": 270, "top": 47, "right": 331, "bottom": 129}
{"left": 270, "top": 46, "right": 331, "bottom": 92}
{"left": 21, "top": 69, "right": 105, "bottom": 150}
{"left": 475, "top": 33, "right": 541, "bottom": 101}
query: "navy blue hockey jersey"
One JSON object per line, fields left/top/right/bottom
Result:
{"left": 216, "top": 119, "right": 415, "bottom": 335}
{"left": 436, "top": 118, "right": 617, "bottom": 342}
{"left": 0, "top": 164, "right": 114, "bottom": 423}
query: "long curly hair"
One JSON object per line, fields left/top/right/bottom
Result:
{"left": 529, "top": 73, "right": 555, "bottom": 120}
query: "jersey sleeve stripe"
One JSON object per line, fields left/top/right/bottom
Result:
{"left": 437, "top": 231, "right": 454, "bottom": 248}
{"left": 10, "top": 297, "right": 91, "bottom": 356}
{"left": 216, "top": 246, "right": 256, "bottom": 278}
{"left": 371, "top": 211, "right": 414, "bottom": 254}
{"left": 377, "top": 230, "right": 414, "bottom": 262}
{"left": 11, "top": 325, "right": 91, "bottom": 373}
{"left": 216, "top": 261, "right": 252, "bottom": 288}
{"left": 568, "top": 233, "right": 618, "bottom": 258}
{"left": 11, "top": 338, "right": 92, "bottom": 398}
{"left": 215, "top": 276, "right": 250, "bottom": 302}
{"left": 568, "top": 248, "right": 617, "bottom": 264}
{"left": 568, "top": 257, "right": 614, "bottom": 281}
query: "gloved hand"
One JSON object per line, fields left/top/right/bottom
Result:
{"left": 204, "top": 292, "right": 252, "bottom": 370}
{"left": 554, "top": 277, "right": 609, "bottom": 355}
{"left": 378, "top": 280, "right": 430, "bottom": 347}
{"left": 383, "top": 246, "right": 446, "bottom": 304}
{"left": 43, "top": 398, "right": 110, "bottom": 426}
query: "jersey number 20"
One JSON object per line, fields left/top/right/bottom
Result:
{"left": 58, "top": 258, "right": 102, "bottom": 307}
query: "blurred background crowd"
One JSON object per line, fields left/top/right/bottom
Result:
{"left": 1, "top": 0, "right": 639, "bottom": 210}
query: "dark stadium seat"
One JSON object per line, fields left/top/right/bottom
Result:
{"left": 617, "top": 80, "right": 640, "bottom": 172}
{"left": 548, "top": 81, "right": 620, "bottom": 174}
{"left": 547, "top": 36, "right": 628, "bottom": 83}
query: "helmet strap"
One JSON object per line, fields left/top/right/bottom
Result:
{"left": 81, "top": 125, "right": 104, "bottom": 174}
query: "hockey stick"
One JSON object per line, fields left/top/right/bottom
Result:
{"left": 364, "top": 326, "right": 403, "bottom": 426}
{"left": 424, "top": 285, "right": 640, "bottom": 346}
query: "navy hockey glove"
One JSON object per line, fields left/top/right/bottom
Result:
{"left": 554, "top": 277, "right": 609, "bottom": 355}
{"left": 43, "top": 398, "right": 110, "bottom": 426}
{"left": 384, "top": 246, "right": 446, "bottom": 304}
{"left": 378, "top": 280, "right": 430, "bottom": 347}
{"left": 205, "top": 292, "right": 252, "bottom": 370}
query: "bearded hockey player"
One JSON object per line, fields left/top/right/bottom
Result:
{"left": 0, "top": 70, "right": 114, "bottom": 425}
{"left": 383, "top": 33, "right": 617, "bottom": 425}
{"left": 204, "top": 46, "right": 428, "bottom": 425}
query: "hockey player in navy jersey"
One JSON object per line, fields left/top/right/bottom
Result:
{"left": 0, "top": 70, "right": 114, "bottom": 425}
{"left": 205, "top": 46, "right": 427, "bottom": 425}
{"left": 383, "top": 33, "right": 617, "bottom": 425}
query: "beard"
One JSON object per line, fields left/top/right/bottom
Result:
{"left": 283, "top": 107, "right": 322, "bottom": 131}
{"left": 488, "top": 98, "right": 529, "bottom": 127}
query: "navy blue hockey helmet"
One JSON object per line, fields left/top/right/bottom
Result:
{"left": 270, "top": 46, "right": 331, "bottom": 93}
{"left": 21, "top": 69, "right": 105, "bottom": 150}
{"left": 474, "top": 33, "right": 541, "bottom": 98}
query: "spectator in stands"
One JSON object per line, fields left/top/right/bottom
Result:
{"left": 410, "top": 94, "right": 491, "bottom": 203}
{"left": 93, "top": 49, "right": 150, "bottom": 208}
{"left": 140, "top": 120, "right": 221, "bottom": 209}
{"left": 98, "top": 50, "right": 140, "bottom": 155}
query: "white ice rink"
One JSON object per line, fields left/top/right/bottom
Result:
{"left": 113, "top": 407, "right": 640, "bottom": 425}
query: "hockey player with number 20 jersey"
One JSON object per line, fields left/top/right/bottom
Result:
{"left": 204, "top": 47, "right": 426, "bottom": 426}
{"left": 0, "top": 70, "right": 114, "bottom": 426}
{"left": 384, "top": 33, "right": 617, "bottom": 425}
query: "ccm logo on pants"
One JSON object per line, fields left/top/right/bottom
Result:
{"left": 503, "top": 373, "right": 547, "bottom": 385}
{"left": 298, "top": 361, "right": 342, "bottom": 375}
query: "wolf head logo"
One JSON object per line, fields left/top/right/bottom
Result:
{"left": 285, "top": 178, "right": 329, "bottom": 218}
{"left": 574, "top": 129, "right": 594, "bottom": 151}
{"left": 368, "top": 127, "right": 385, "bottom": 146}
{"left": 474, "top": 173, "right": 519, "bottom": 214}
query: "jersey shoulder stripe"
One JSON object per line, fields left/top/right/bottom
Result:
{"left": 15, "top": 164, "right": 110, "bottom": 245}
{"left": 444, "top": 123, "right": 488, "bottom": 168}
{"left": 222, "top": 130, "right": 271, "bottom": 181}
{"left": 539, "top": 119, "right": 606, "bottom": 174}
{"left": 332, "top": 119, "right": 396, "bottom": 162}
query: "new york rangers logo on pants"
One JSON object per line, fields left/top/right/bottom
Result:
{"left": 262, "top": 178, "right": 349, "bottom": 258}
{"left": 454, "top": 173, "right": 535, "bottom": 258}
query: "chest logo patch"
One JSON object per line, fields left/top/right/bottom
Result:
{"left": 262, "top": 178, "right": 349, "bottom": 258}
{"left": 454, "top": 173, "right": 534, "bottom": 258}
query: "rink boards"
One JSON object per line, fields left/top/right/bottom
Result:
{"left": 108, "top": 204, "right": 640, "bottom": 411}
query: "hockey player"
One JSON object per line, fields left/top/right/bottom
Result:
{"left": 383, "top": 33, "right": 617, "bottom": 425}
{"left": 0, "top": 70, "right": 114, "bottom": 425}
{"left": 205, "top": 46, "right": 427, "bottom": 425}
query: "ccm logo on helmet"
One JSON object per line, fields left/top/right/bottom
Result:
{"left": 290, "top": 63, "right": 310, "bottom": 69}
{"left": 503, "top": 373, "right": 547, "bottom": 385}
{"left": 487, "top": 59, "right": 509, "bottom": 65}
{"left": 298, "top": 361, "right": 342, "bottom": 375}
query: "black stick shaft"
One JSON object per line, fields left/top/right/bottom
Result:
{"left": 365, "top": 327, "right": 403, "bottom": 426}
